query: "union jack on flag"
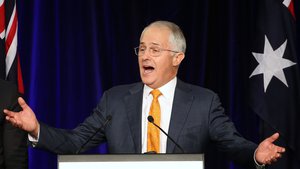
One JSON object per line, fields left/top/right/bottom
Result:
{"left": 0, "top": 0, "right": 24, "bottom": 94}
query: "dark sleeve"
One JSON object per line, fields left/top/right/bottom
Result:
{"left": 36, "top": 91, "right": 108, "bottom": 154}
{"left": 2, "top": 84, "right": 28, "bottom": 169}
{"left": 208, "top": 93, "right": 257, "bottom": 168}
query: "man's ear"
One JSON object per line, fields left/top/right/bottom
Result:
{"left": 172, "top": 52, "right": 185, "bottom": 66}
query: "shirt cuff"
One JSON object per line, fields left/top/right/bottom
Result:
{"left": 254, "top": 148, "right": 266, "bottom": 169}
{"left": 28, "top": 128, "right": 40, "bottom": 147}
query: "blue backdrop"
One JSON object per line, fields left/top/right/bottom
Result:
{"left": 15, "top": 0, "right": 300, "bottom": 169}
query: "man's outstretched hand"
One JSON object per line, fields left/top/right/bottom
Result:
{"left": 255, "top": 133, "right": 285, "bottom": 165}
{"left": 4, "top": 97, "right": 40, "bottom": 138}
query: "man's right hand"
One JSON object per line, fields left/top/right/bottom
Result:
{"left": 4, "top": 97, "right": 40, "bottom": 138}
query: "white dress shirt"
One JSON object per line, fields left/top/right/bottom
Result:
{"left": 141, "top": 77, "right": 177, "bottom": 153}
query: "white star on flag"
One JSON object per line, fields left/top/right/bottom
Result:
{"left": 282, "top": 0, "right": 291, "bottom": 8}
{"left": 250, "top": 35, "right": 296, "bottom": 92}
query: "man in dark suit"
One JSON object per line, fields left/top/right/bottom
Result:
{"left": 4, "top": 21, "right": 285, "bottom": 168}
{"left": 0, "top": 79, "right": 28, "bottom": 169}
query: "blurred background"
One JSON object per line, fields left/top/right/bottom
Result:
{"left": 8, "top": 0, "right": 300, "bottom": 168}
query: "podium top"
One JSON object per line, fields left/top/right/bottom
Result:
{"left": 58, "top": 154, "right": 204, "bottom": 162}
{"left": 58, "top": 154, "right": 204, "bottom": 169}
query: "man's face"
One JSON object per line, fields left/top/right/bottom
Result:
{"left": 138, "top": 26, "right": 183, "bottom": 89}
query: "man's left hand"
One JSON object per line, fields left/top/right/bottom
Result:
{"left": 255, "top": 133, "right": 285, "bottom": 165}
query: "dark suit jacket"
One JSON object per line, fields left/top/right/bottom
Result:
{"left": 0, "top": 79, "right": 28, "bottom": 169}
{"left": 37, "top": 79, "right": 257, "bottom": 167}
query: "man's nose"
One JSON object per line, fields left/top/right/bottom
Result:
{"left": 140, "top": 49, "right": 151, "bottom": 59}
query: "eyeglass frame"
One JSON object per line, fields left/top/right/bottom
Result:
{"left": 134, "top": 46, "right": 180, "bottom": 57}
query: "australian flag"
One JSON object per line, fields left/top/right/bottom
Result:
{"left": 0, "top": 0, "right": 24, "bottom": 93}
{"left": 249, "top": 0, "right": 300, "bottom": 168}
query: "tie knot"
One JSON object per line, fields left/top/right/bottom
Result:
{"left": 151, "top": 89, "right": 162, "bottom": 99}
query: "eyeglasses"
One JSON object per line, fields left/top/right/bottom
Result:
{"left": 134, "top": 46, "right": 180, "bottom": 57}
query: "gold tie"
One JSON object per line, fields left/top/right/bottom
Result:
{"left": 147, "top": 89, "right": 162, "bottom": 153}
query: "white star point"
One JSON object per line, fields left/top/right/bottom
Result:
{"left": 250, "top": 36, "right": 296, "bottom": 93}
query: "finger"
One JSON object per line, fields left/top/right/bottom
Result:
{"left": 5, "top": 115, "right": 11, "bottom": 121}
{"left": 271, "top": 157, "right": 277, "bottom": 163}
{"left": 15, "top": 120, "right": 23, "bottom": 129}
{"left": 18, "top": 97, "right": 28, "bottom": 110}
{"left": 277, "top": 146, "right": 285, "bottom": 153}
{"left": 276, "top": 153, "right": 282, "bottom": 158}
{"left": 3, "top": 109, "right": 15, "bottom": 117}
{"left": 271, "top": 145, "right": 285, "bottom": 153}
{"left": 267, "top": 158, "right": 273, "bottom": 165}
{"left": 6, "top": 115, "right": 17, "bottom": 125}
{"left": 266, "top": 133, "right": 280, "bottom": 143}
{"left": 10, "top": 117, "right": 23, "bottom": 129}
{"left": 265, "top": 158, "right": 271, "bottom": 165}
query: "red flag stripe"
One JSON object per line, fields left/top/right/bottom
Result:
{"left": 5, "top": 29, "right": 17, "bottom": 76}
{"left": 5, "top": 4, "right": 17, "bottom": 77}
{"left": 288, "top": 0, "right": 295, "bottom": 19}
{"left": 0, "top": 0, "right": 5, "bottom": 39}
{"left": 283, "top": 0, "right": 295, "bottom": 19}
{"left": 5, "top": 4, "right": 17, "bottom": 53}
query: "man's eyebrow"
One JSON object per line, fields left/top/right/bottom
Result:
{"left": 150, "top": 42, "right": 160, "bottom": 46}
{"left": 139, "top": 42, "right": 160, "bottom": 46}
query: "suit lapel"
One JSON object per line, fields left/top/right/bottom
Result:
{"left": 167, "top": 79, "right": 194, "bottom": 153}
{"left": 124, "top": 83, "right": 143, "bottom": 153}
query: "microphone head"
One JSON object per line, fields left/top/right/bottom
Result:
{"left": 147, "top": 115, "right": 154, "bottom": 123}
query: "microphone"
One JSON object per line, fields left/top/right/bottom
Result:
{"left": 147, "top": 115, "right": 184, "bottom": 153}
{"left": 76, "top": 115, "right": 112, "bottom": 154}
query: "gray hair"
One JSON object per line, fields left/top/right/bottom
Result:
{"left": 141, "top": 21, "right": 186, "bottom": 53}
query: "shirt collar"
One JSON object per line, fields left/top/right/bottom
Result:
{"left": 143, "top": 77, "right": 177, "bottom": 100}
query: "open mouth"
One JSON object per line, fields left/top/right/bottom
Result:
{"left": 143, "top": 65, "right": 155, "bottom": 74}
